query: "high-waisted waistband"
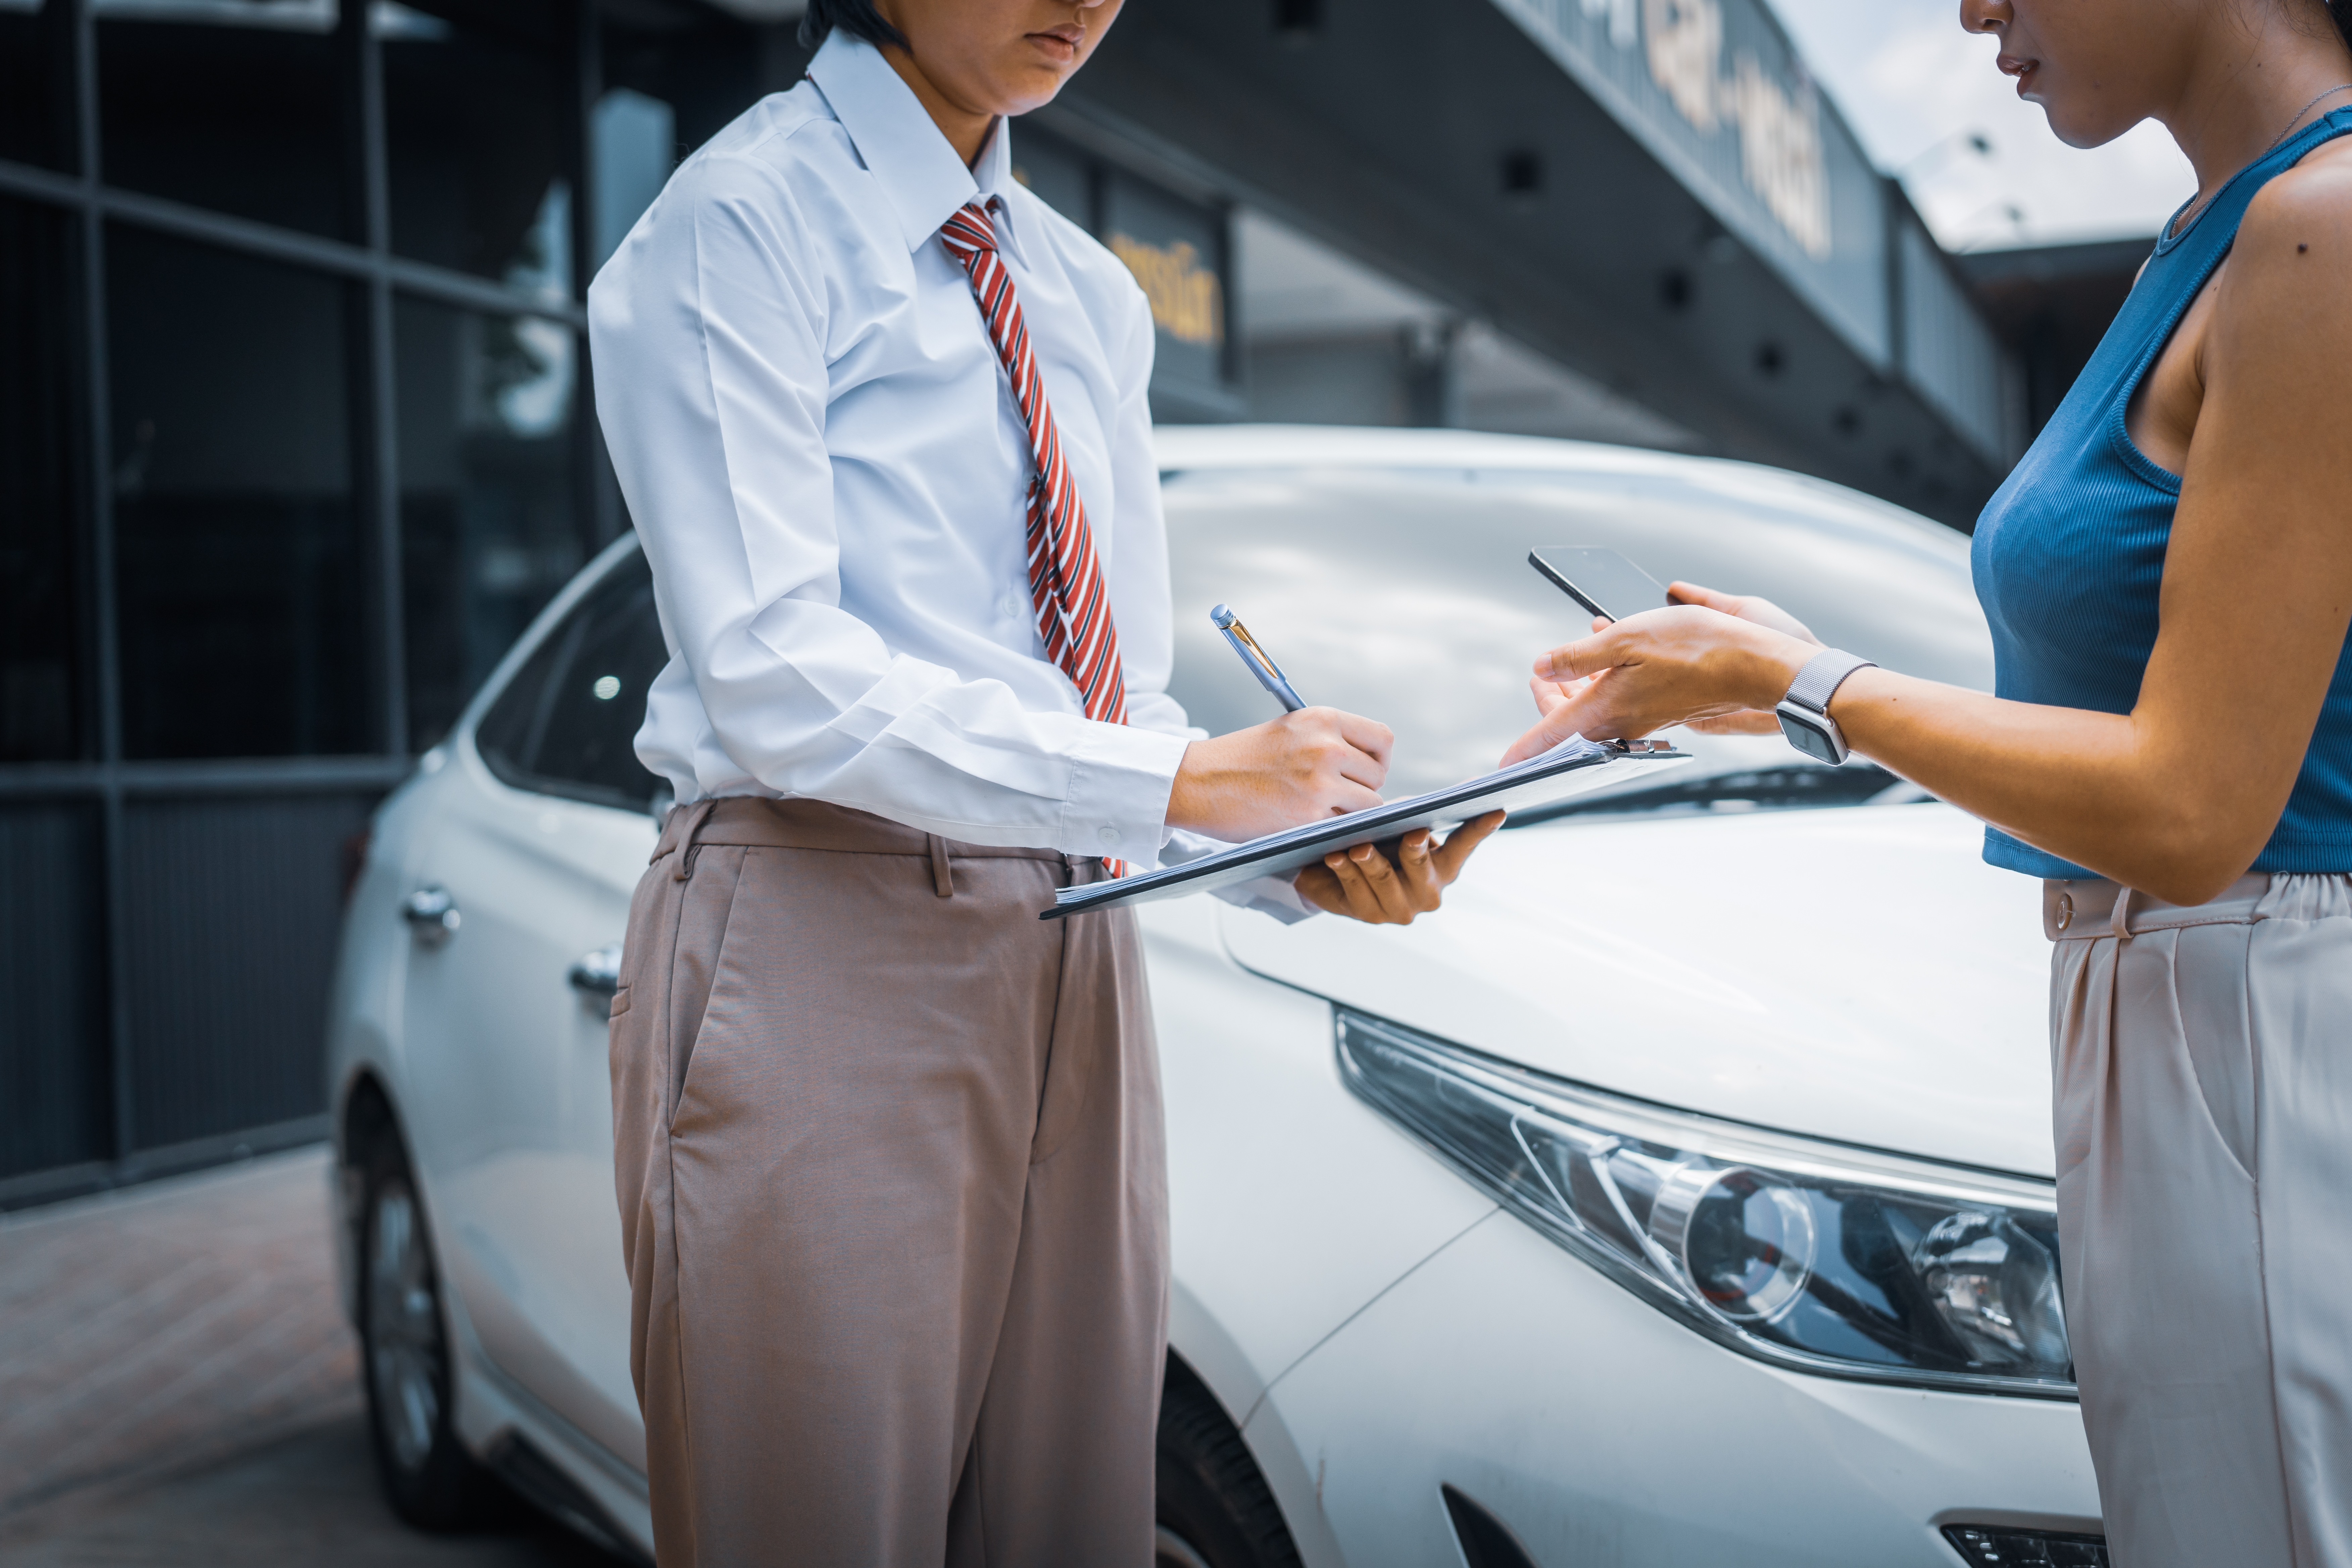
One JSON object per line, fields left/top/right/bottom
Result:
{"left": 652, "top": 797, "right": 1083, "bottom": 900}
{"left": 2044, "top": 872, "right": 2352, "bottom": 941}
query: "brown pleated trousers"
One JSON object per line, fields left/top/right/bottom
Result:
{"left": 609, "top": 797, "right": 1168, "bottom": 1567}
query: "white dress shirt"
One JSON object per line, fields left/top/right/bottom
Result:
{"left": 589, "top": 33, "right": 1306, "bottom": 915}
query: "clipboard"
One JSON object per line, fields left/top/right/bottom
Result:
{"left": 1041, "top": 736, "right": 1692, "bottom": 919}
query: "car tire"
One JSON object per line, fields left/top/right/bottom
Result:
{"left": 1156, "top": 1364, "right": 1303, "bottom": 1568}
{"left": 358, "top": 1131, "right": 498, "bottom": 1530}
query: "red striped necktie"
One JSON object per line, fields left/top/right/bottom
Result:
{"left": 941, "top": 199, "right": 1132, "bottom": 874}
{"left": 940, "top": 200, "right": 1130, "bottom": 730}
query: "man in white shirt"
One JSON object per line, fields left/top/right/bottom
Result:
{"left": 589, "top": 1, "right": 1497, "bottom": 1560}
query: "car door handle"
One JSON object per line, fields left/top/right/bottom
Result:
{"left": 401, "top": 886, "right": 460, "bottom": 944}
{"left": 568, "top": 944, "right": 623, "bottom": 999}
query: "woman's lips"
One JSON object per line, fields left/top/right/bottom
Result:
{"left": 1028, "top": 26, "right": 1083, "bottom": 63}
{"left": 1997, "top": 52, "right": 2038, "bottom": 94}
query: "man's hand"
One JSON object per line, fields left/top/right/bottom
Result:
{"left": 1167, "top": 707, "right": 1393, "bottom": 843}
{"left": 1293, "top": 812, "right": 1504, "bottom": 925}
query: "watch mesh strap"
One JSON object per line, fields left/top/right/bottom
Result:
{"left": 1784, "top": 648, "right": 1876, "bottom": 714}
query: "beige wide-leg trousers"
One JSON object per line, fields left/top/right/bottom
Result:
{"left": 2046, "top": 873, "right": 2352, "bottom": 1568}
{"left": 609, "top": 797, "right": 1168, "bottom": 1567}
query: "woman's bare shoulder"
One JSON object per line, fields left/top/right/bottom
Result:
{"left": 2237, "top": 139, "right": 2352, "bottom": 266}
{"left": 2217, "top": 143, "right": 2352, "bottom": 345}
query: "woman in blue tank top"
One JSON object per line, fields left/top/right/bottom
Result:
{"left": 1504, "top": 2, "right": 2352, "bottom": 1561}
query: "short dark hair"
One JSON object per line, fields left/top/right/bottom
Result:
{"left": 798, "top": 0, "right": 906, "bottom": 51}
{"left": 2334, "top": 0, "right": 2352, "bottom": 54}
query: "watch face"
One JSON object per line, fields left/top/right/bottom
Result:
{"left": 1777, "top": 709, "right": 1843, "bottom": 766}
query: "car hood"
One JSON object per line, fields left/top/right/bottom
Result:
{"left": 1218, "top": 801, "right": 2057, "bottom": 1179}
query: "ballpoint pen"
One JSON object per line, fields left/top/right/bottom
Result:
{"left": 1210, "top": 604, "right": 1307, "bottom": 713}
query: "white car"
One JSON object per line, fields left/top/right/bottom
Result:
{"left": 326, "top": 426, "right": 2105, "bottom": 1568}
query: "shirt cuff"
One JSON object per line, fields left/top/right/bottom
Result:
{"left": 1158, "top": 827, "right": 1321, "bottom": 924}
{"left": 1061, "top": 721, "right": 1190, "bottom": 865}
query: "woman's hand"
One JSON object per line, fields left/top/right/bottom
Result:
{"left": 1662, "top": 582, "right": 1825, "bottom": 735}
{"left": 1293, "top": 812, "right": 1505, "bottom": 925}
{"left": 1500, "top": 590, "right": 1818, "bottom": 765}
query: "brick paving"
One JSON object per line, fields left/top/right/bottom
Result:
{"left": 0, "top": 1149, "right": 624, "bottom": 1566}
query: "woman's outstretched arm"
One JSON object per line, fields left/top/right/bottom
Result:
{"left": 1503, "top": 155, "right": 2352, "bottom": 906}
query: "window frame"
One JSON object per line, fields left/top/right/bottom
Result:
{"left": 0, "top": 0, "right": 637, "bottom": 1190}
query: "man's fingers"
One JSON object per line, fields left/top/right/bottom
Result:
{"left": 1336, "top": 749, "right": 1388, "bottom": 794}
{"left": 1431, "top": 811, "right": 1505, "bottom": 879}
{"left": 1296, "top": 865, "right": 1364, "bottom": 920}
{"left": 1394, "top": 829, "right": 1446, "bottom": 912}
{"left": 1322, "top": 848, "right": 1383, "bottom": 922}
{"left": 1301, "top": 821, "right": 1491, "bottom": 925}
{"left": 1343, "top": 841, "right": 1415, "bottom": 921}
{"left": 1331, "top": 710, "right": 1396, "bottom": 767}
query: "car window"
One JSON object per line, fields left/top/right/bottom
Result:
{"left": 1162, "top": 466, "right": 1991, "bottom": 800}
{"left": 474, "top": 551, "right": 668, "bottom": 813}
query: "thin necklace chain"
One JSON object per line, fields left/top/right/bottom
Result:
{"left": 2169, "top": 82, "right": 2352, "bottom": 237}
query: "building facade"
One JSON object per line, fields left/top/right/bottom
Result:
{"left": 0, "top": 0, "right": 802, "bottom": 1201}
{"left": 3, "top": 0, "right": 2073, "bottom": 1203}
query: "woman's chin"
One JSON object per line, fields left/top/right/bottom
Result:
{"left": 2036, "top": 97, "right": 2145, "bottom": 152}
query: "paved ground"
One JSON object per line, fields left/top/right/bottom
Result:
{"left": 0, "top": 1149, "right": 625, "bottom": 1567}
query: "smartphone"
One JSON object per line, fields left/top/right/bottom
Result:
{"left": 1528, "top": 546, "right": 1673, "bottom": 624}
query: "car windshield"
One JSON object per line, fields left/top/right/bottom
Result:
{"left": 1161, "top": 462, "right": 1992, "bottom": 811}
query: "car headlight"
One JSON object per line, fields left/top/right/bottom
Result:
{"left": 1336, "top": 1010, "right": 2074, "bottom": 1397}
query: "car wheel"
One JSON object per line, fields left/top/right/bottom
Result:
{"left": 1156, "top": 1364, "right": 1303, "bottom": 1568}
{"left": 359, "top": 1132, "right": 496, "bottom": 1529}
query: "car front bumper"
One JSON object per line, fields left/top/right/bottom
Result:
{"left": 1250, "top": 1198, "right": 2101, "bottom": 1567}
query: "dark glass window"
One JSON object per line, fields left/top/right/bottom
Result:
{"left": 0, "top": 197, "right": 83, "bottom": 762}
{"left": 0, "top": 3, "right": 69, "bottom": 173}
{"left": 0, "top": 803, "right": 110, "bottom": 1179}
{"left": 1010, "top": 127, "right": 1092, "bottom": 227}
{"left": 1101, "top": 171, "right": 1233, "bottom": 396}
{"left": 98, "top": 5, "right": 351, "bottom": 240}
{"left": 121, "top": 792, "right": 365, "bottom": 1148}
{"left": 590, "top": 86, "right": 676, "bottom": 272}
{"left": 108, "top": 226, "right": 369, "bottom": 760}
{"left": 598, "top": 9, "right": 775, "bottom": 176}
{"left": 385, "top": 10, "right": 570, "bottom": 286}
{"left": 475, "top": 552, "right": 666, "bottom": 813}
{"left": 396, "top": 294, "right": 587, "bottom": 750}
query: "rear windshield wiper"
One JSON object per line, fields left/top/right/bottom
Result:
{"left": 1503, "top": 763, "right": 1921, "bottom": 829}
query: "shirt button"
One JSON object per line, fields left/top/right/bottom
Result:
{"left": 1000, "top": 592, "right": 1024, "bottom": 620}
{"left": 2054, "top": 892, "right": 2073, "bottom": 931}
{"left": 1098, "top": 825, "right": 1120, "bottom": 846}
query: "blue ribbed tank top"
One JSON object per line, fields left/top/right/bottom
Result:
{"left": 1970, "top": 107, "right": 2352, "bottom": 879}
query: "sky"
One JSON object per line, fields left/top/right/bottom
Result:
{"left": 1772, "top": 0, "right": 2196, "bottom": 250}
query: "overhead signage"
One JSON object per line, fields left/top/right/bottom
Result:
{"left": 1009, "top": 125, "right": 1238, "bottom": 414}
{"left": 1494, "top": 0, "right": 1889, "bottom": 365}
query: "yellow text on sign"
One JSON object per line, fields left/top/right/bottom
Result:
{"left": 1107, "top": 233, "right": 1225, "bottom": 349}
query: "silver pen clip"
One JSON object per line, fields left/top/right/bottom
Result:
{"left": 1211, "top": 604, "right": 1307, "bottom": 713}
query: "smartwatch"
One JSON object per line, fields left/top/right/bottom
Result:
{"left": 1775, "top": 649, "right": 1876, "bottom": 766}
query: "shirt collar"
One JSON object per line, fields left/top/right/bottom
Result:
{"left": 806, "top": 31, "right": 1030, "bottom": 265}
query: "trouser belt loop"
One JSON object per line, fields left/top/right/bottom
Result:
{"left": 2110, "top": 884, "right": 2136, "bottom": 941}
{"left": 927, "top": 834, "right": 955, "bottom": 898}
{"left": 671, "top": 799, "right": 718, "bottom": 882}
